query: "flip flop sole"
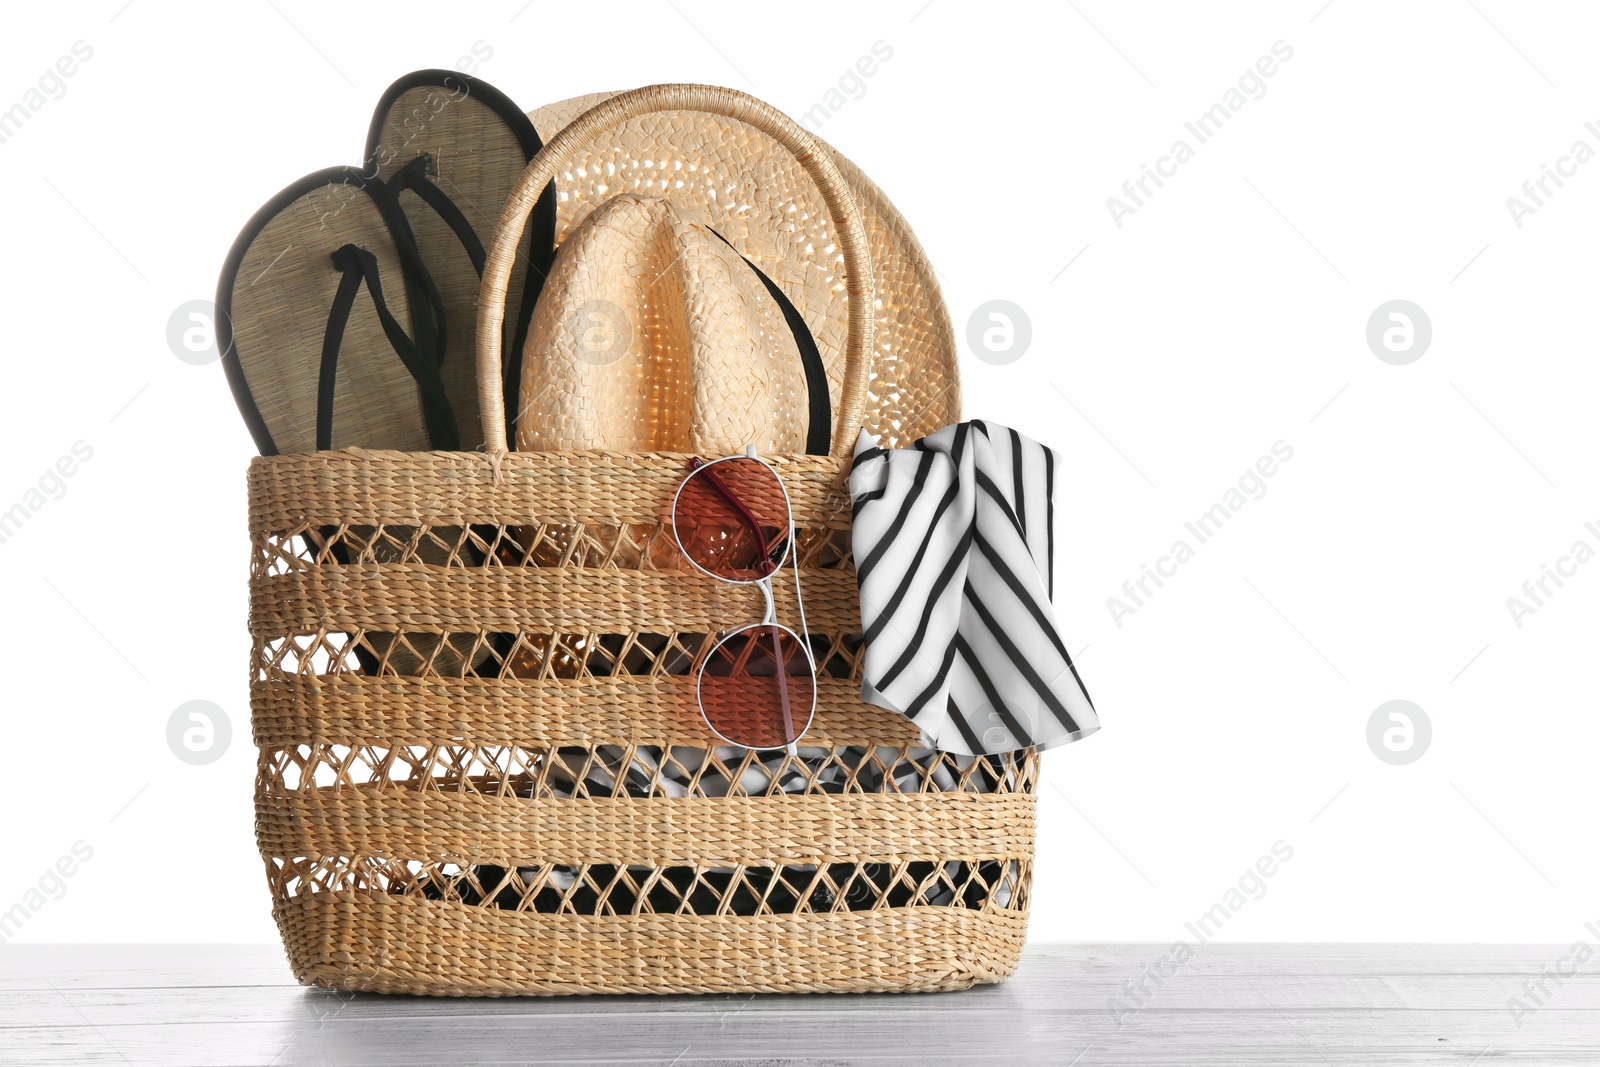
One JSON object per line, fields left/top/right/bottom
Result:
{"left": 217, "top": 166, "right": 431, "bottom": 455}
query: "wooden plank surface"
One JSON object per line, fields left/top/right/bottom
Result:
{"left": 3, "top": 944, "right": 1598, "bottom": 1065}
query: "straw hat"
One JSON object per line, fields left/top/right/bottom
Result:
{"left": 515, "top": 193, "right": 814, "bottom": 455}
{"left": 518, "top": 91, "right": 961, "bottom": 451}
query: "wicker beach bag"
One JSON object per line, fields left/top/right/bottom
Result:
{"left": 249, "top": 84, "right": 1039, "bottom": 996}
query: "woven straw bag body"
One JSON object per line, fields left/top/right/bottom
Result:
{"left": 249, "top": 86, "right": 1038, "bottom": 996}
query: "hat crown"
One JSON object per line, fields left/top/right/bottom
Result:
{"left": 517, "top": 194, "right": 809, "bottom": 454}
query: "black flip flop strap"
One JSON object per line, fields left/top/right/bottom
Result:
{"left": 374, "top": 164, "right": 451, "bottom": 380}
{"left": 320, "top": 244, "right": 460, "bottom": 451}
{"left": 385, "top": 153, "right": 559, "bottom": 444}
{"left": 391, "top": 155, "right": 487, "bottom": 274}
{"left": 707, "top": 228, "right": 832, "bottom": 456}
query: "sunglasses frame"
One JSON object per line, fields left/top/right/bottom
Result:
{"left": 670, "top": 447, "right": 818, "bottom": 751}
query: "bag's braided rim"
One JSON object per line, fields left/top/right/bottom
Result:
{"left": 248, "top": 449, "right": 855, "bottom": 531}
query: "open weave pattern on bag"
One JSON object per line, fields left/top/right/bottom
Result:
{"left": 249, "top": 450, "right": 1037, "bottom": 994}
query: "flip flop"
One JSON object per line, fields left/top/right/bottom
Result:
{"left": 218, "top": 166, "right": 479, "bottom": 676}
{"left": 216, "top": 166, "right": 456, "bottom": 454}
{"left": 364, "top": 70, "right": 557, "bottom": 450}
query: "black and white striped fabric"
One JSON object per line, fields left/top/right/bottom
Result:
{"left": 849, "top": 422, "right": 1099, "bottom": 755}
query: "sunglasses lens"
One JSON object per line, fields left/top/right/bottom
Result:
{"left": 699, "top": 624, "right": 816, "bottom": 749}
{"left": 673, "top": 458, "right": 790, "bottom": 581}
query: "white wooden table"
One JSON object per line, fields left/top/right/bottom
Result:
{"left": 2, "top": 944, "right": 1594, "bottom": 1065}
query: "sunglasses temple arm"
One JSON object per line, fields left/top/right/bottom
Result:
{"left": 771, "top": 620, "right": 796, "bottom": 754}
{"left": 785, "top": 548, "right": 812, "bottom": 756}
{"left": 697, "top": 462, "right": 774, "bottom": 572}
{"left": 790, "top": 523, "right": 808, "bottom": 642}
{"left": 760, "top": 576, "right": 798, "bottom": 749}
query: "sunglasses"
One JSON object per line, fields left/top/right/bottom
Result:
{"left": 670, "top": 447, "right": 816, "bottom": 751}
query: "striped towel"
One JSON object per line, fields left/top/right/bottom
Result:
{"left": 849, "top": 422, "right": 1099, "bottom": 755}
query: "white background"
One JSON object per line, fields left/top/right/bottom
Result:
{"left": 1, "top": 0, "right": 1596, "bottom": 948}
